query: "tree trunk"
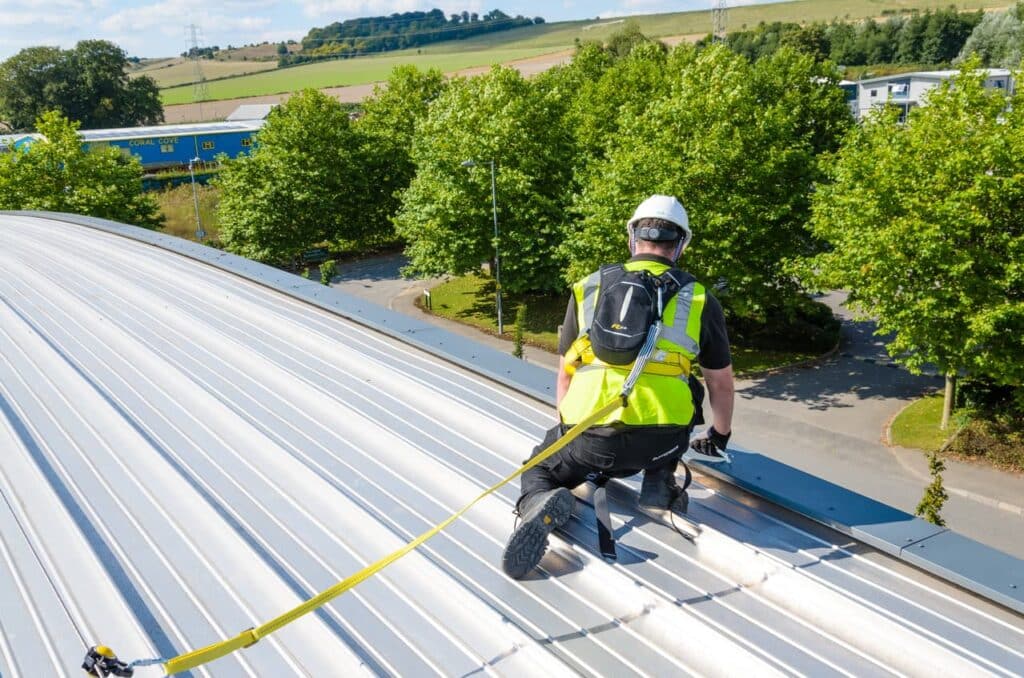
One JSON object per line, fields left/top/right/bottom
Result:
{"left": 940, "top": 373, "right": 956, "bottom": 430}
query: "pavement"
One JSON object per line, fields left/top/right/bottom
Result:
{"left": 333, "top": 256, "right": 1024, "bottom": 559}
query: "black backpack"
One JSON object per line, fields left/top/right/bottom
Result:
{"left": 589, "top": 264, "right": 689, "bottom": 366}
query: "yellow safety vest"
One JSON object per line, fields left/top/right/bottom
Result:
{"left": 559, "top": 260, "right": 706, "bottom": 427}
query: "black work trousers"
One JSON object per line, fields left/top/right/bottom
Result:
{"left": 518, "top": 424, "right": 690, "bottom": 511}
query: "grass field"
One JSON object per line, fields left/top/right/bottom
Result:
{"left": 131, "top": 58, "right": 279, "bottom": 88}
{"left": 160, "top": 46, "right": 562, "bottom": 103}
{"left": 890, "top": 394, "right": 951, "bottom": 451}
{"left": 157, "top": 0, "right": 1008, "bottom": 104}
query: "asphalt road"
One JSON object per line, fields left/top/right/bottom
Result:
{"left": 333, "top": 256, "right": 1024, "bottom": 559}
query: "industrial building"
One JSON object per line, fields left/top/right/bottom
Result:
{"left": 79, "top": 120, "right": 265, "bottom": 170}
{"left": 0, "top": 121, "right": 263, "bottom": 171}
{"left": 1, "top": 211, "right": 1022, "bottom": 676}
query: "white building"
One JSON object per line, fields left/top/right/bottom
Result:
{"left": 854, "top": 68, "right": 1014, "bottom": 121}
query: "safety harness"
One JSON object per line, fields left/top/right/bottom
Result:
{"left": 82, "top": 316, "right": 669, "bottom": 676}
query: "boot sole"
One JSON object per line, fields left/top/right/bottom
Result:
{"left": 502, "top": 489, "right": 574, "bottom": 579}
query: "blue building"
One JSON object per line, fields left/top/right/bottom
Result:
{"left": 79, "top": 120, "right": 265, "bottom": 170}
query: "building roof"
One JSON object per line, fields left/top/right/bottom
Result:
{"left": 857, "top": 68, "right": 1013, "bottom": 86}
{"left": 1, "top": 212, "right": 1022, "bottom": 676}
{"left": 78, "top": 120, "right": 264, "bottom": 143}
{"left": 226, "top": 104, "right": 277, "bottom": 121}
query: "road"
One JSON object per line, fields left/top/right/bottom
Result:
{"left": 333, "top": 256, "right": 1024, "bottom": 559}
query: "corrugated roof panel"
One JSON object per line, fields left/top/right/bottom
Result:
{"left": 78, "top": 121, "right": 263, "bottom": 142}
{"left": 0, "top": 213, "right": 1022, "bottom": 677}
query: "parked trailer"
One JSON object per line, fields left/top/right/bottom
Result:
{"left": 79, "top": 120, "right": 264, "bottom": 170}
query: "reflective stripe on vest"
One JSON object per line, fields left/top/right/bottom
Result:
{"left": 573, "top": 270, "right": 601, "bottom": 332}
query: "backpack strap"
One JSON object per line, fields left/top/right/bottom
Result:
{"left": 654, "top": 268, "right": 691, "bottom": 319}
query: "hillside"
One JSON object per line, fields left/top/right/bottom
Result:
{"left": 159, "top": 0, "right": 1009, "bottom": 103}
{"left": 129, "top": 43, "right": 301, "bottom": 89}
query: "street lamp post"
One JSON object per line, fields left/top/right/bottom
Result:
{"left": 188, "top": 156, "right": 206, "bottom": 241}
{"left": 461, "top": 159, "right": 503, "bottom": 335}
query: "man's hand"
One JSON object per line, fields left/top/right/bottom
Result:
{"left": 684, "top": 426, "right": 732, "bottom": 464}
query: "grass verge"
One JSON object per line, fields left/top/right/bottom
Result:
{"left": 154, "top": 183, "right": 220, "bottom": 242}
{"left": 424, "top": 273, "right": 825, "bottom": 374}
{"left": 889, "top": 394, "right": 950, "bottom": 452}
{"left": 890, "top": 394, "right": 1024, "bottom": 472}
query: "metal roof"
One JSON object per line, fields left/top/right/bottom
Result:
{"left": 226, "top": 104, "right": 276, "bottom": 121}
{"left": 1, "top": 212, "right": 1023, "bottom": 677}
{"left": 78, "top": 120, "right": 264, "bottom": 142}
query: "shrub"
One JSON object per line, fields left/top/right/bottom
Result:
{"left": 320, "top": 259, "right": 337, "bottom": 285}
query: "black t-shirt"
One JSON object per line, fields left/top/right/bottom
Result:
{"left": 558, "top": 254, "right": 731, "bottom": 369}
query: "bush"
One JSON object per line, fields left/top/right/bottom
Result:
{"left": 727, "top": 296, "right": 840, "bottom": 353}
{"left": 320, "top": 259, "right": 337, "bottom": 285}
{"left": 948, "top": 416, "right": 1024, "bottom": 473}
{"left": 915, "top": 450, "right": 948, "bottom": 526}
{"left": 513, "top": 303, "right": 527, "bottom": 358}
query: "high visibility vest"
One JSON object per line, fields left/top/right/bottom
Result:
{"left": 558, "top": 260, "right": 707, "bottom": 427}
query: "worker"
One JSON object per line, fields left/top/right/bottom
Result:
{"left": 502, "top": 194, "right": 735, "bottom": 579}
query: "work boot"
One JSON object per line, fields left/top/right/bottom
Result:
{"left": 639, "top": 468, "right": 684, "bottom": 511}
{"left": 502, "top": 488, "right": 574, "bottom": 579}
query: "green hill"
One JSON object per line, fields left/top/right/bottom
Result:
{"left": 161, "top": 0, "right": 1009, "bottom": 104}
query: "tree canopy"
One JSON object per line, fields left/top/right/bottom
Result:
{"left": 714, "top": 9, "right": 983, "bottom": 66}
{"left": 568, "top": 45, "right": 851, "bottom": 318}
{"left": 393, "top": 66, "right": 574, "bottom": 293}
{"left": 956, "top": 3, "right": 1024, "bottom": 67}
{"left": 0, "top": 111, "right": 161, "bottom": 228}
{"left": 216, "top": 89, "right": 377, "bottom": 263}
{"left": 806, "top": 64, "right": 1024, "bottom": 389}
{"left": 356, "top": 65, "right": 447, "bottom": 230}
{"left": 0, "top": 40, "right": 163, "bottom": 132}
{"left": 285, "top": 9, "right": 541, "bottom": 64}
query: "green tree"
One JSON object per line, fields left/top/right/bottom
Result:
{"left": 0, "top": 40, "right": 163, "bottom": 131}
{"left": 216, "top": 89, "right": 373, "bottom": 263}
{"left": 394, "top": 67, "right": 574, "bottom": 293}
{"left": 957, "top": 5, "right": 1024, "bottom": 67}
{"left": 806, "top": 64, "right": 1024, "bottom": 419}
{"left": 569, "top": 46, "right": 851, "bottom": 318}
{"left": 356, "top": 66, "right": 446, "bottom": 232}
{"left": 605, "top": 20, "right": 660, "bottom": 58}
{"left": 0, "top": 110, "right": 161, "bottom": 228}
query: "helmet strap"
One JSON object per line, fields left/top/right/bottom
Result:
{"left": 671, "top": 238, "right": 685, "bottom": 262}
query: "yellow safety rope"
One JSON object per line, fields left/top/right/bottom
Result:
{"left": 137, "top": 397, "right": 621, "bottom": 675}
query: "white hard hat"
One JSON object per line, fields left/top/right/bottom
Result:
{"left": 627, "top": 194, "right": 692, "bottom": 250}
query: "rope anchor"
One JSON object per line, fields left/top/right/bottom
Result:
{"left": 82, "top": 646, "right": 134, "bottom": 677}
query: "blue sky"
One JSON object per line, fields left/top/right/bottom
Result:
{"left": 0, "top": 0, "right": 728, "bottom": 60}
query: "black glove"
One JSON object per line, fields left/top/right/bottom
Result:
{"left": 686, "top": 426, "right": 732, "bottom": 464}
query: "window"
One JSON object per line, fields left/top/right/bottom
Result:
{"left": 241, "top": 137, "right": 252, "bottom": 147}
{"left": 201, "top": 141, "right": 214, "bottom": 150}
{"left": 996, "top": 79, "right": 1005, "bottom": 88}
{"left": 160, "top": 144, "right": 174, "bottom": 153}
{"left": 889, "top": 83, "right": 908, "bottom": 95}
{"left": 870, "top": 89, "right": 878, "bottom": 97}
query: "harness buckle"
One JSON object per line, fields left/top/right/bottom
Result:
{"left": 82, "top": 646, "right": 134, "bottom": 677}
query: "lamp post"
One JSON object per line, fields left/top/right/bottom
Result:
{"left": 461, "top": 158, "right": 503, "bottom": 335}
{"left": 188, "top": 156, "right": 206, "bottom": 241}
